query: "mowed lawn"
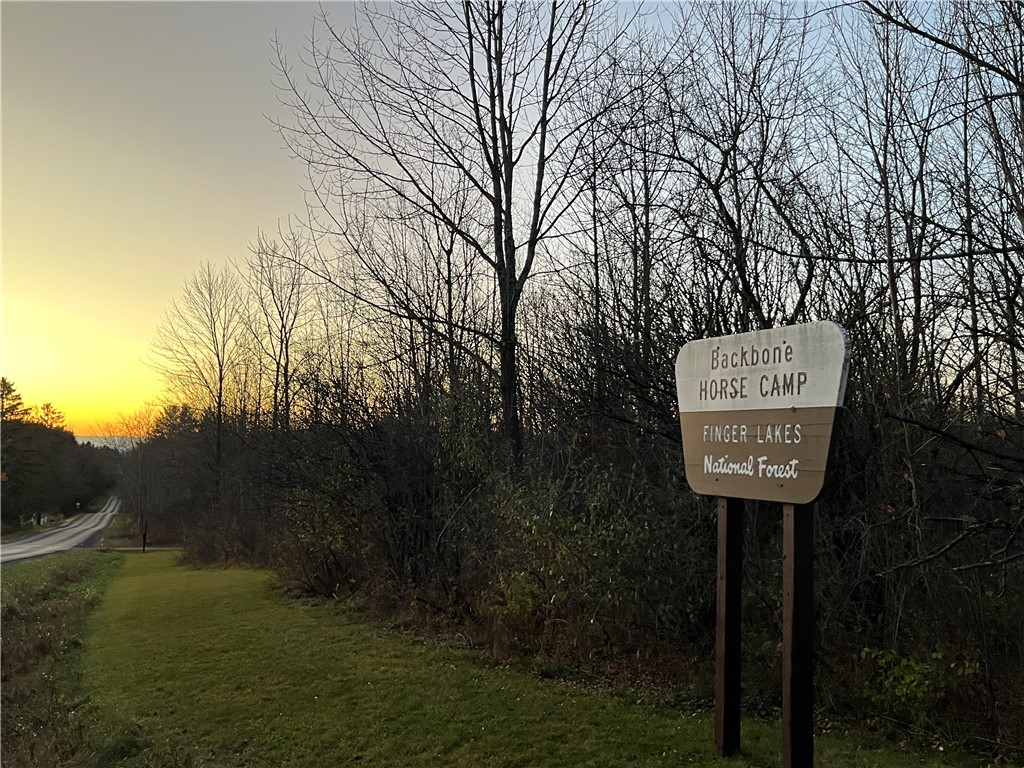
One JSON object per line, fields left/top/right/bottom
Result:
{"left": 84, "top": 553, "right": 973, "bottom": 768}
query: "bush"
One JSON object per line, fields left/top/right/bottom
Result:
{"left": 860, "top": 644, "right": 982, "bottom": 744}
{"left": 1, "top": 551, "right": 123, "bottom": 766}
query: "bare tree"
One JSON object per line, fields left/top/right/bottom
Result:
{"left": 97, "top": 405, "right": 159, "bottom": 534}
{"left": 276, "top": 0, "right": 620, "bottom": 453}
{"left": 860, "top": 0, "right": 1024, "bottom": 414}
{"left": 150, "top": 262, "right": 247, "bottom": 502}
{"left": 243, "top": 228, "right": 312, "bottom": 431}
{"left": 654, "top": 3, "right": 828, "bottom": 334}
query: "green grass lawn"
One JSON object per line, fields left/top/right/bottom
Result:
{"left": 79, "top": 552, "right": 983, "bottom": 768}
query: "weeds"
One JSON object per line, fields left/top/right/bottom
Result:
{"left": 0, "top": 551, "right": 122, "bottom": 767}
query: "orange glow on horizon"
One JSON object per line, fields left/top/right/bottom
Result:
{"left": 0, "top": 374, "right": 164, "bottom": 438}
{"left": 3, "top": 292, "right": 164, "bottom": 436}
{"left": 4, "top": 1, "right": 320, "bottom": 437}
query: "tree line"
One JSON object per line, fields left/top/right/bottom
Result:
{"left": 118, "top": 1, "right": 1021, "bottom": 755}
{"left": 0, "top": 379, "right": 117, "bottom": 530}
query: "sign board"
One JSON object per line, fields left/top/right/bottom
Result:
{"left": 675, "top": 321, "right": 850, "bottom": 503}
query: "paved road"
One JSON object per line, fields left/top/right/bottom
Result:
{"left": 0, "top": 496, "right": 120, "bottom": 565}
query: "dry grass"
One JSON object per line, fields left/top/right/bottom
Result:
{"left": 0, "top": 550, "right": 123, "bottom": 767}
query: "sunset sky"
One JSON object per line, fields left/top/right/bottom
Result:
{"left": 2, "top": 1, "right": 358, "bottom": 435}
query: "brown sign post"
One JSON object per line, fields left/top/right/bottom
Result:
{"left": 675, "top": 321, "right": 849, "bottom": 766}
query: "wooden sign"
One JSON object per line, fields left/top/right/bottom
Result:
{"left": 675, "top": 321, "right": 850, "bottom": 767}
{"left": 675, "top": 322, "right": 850, "bottom": 504}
